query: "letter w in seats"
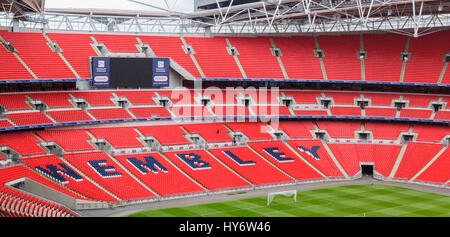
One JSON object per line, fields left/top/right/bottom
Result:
{"left": 35, "top": 163, "right": 83, "bottom": 184}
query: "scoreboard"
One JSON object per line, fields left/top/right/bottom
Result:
{"left": 91, "top": 57, "right": 170, "bottom": 88}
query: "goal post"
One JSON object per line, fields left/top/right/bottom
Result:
{"left": 267, "top": 190, "right": 297, "bottom": 206}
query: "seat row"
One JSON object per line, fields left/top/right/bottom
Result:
{"left": 1, "top": 121, "right": 448, "bottom": 156}
{"left": 0, "top": 184, "right": 76, "bottom": 217}
{"left": 0, "top": 89, "right": 448, "bottom": 129}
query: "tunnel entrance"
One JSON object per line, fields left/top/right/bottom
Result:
{"left": 361, "top": 164, "right": 374, "bottom": 177}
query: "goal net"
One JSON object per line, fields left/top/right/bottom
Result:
{"left": 267, "top": 190, "right": 297, "bottom": 206}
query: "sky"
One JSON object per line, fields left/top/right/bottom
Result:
{"left": 45, "top": 0, "right": 195, "bottom": 13}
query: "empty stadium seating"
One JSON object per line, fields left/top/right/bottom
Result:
{"left": 316, "top": 121, "right": 362, "bottom": 138}
{"left": 211, "top": 105, "right": 250, "bottom": 117}
{"left": 365, "top": 107, "right": 397, "bottom": 118}
{"left": 403, "top": 31, "right": 450, "bottom": 83}
{"left": 201, "top": 88, "right": 241, "bottom": 104}
{"left": 170, "top": 105, "right": 212, "bottom": 117}
{"left": 228, "top": 37, "right": 284, "bottom": 79}
{"left": 184, "top": 36, "right": 242, "bottom": 78}
{"left": 272, "top": 36, "right": 323, "bottom": 79}
{"left": 363, "top": 92, "right": 400, "bottom": 106}
{"left": 114, "top": 90, "right": 158, "bottom": 105}
{"left": 0, "top": 32, "right": 75, "bottom": 79}
{"left": 209, "top": 146, "right": 294, "bottom": 185}
{"left": 0, "top": 94, "right": 32, "bottom": 111}
{"left": 0, "top": 29, "right": 450, "bottom": 217}
{"left": 27, "top": 92, "right": 73, "bottom": 108}
{"left": 318, "top": 35, "right": 361, "bottom": 81}
{"left": 415, "top": 148, "right": 450, "bottom": 184}
{"left": 286, "top": 139, "right": 344, "bottom": 177}
{"left": 292, "top": 109, "right": 328, "bottom": 116}
{"left": 47, "top": 32, "right": 96, "bottom": 79}
{"left": 0, "top": 120, "right": 13, "bottom": 128}
{"left": 394, "top": 142, "right": 444, "bottom": 180}
{"left": 364, "top": 33, "right": 405, "bottom": 82}
{"left": 399, "top": 108, "right": 433, "bottom": 119}
{"left": 250, "top": 105, "right": 292, "bottom": 116}
{"left": 412, "top": 124, "right": 450, "bottom": 142}
{"left": 226, "top": 122, "right": 273, "bottom": 140}
{"left": 248, "top": 140, "right": 323, "bottom": 181}
{"left": 139, "top": 35, "right": 201, "bottom": 78}
{"left": 128, "top": 106, "right": 172, "bottom": 118}
{"left": 157, "top": 90, "right": 196, "bottom": 105}
{"left": 328, "top": 143, "right": 402, "bottom": 177}
{"left": 63, "top": 151, "right": 156, "bottom": 200}
{"left": 0, "top": 164, "right": 87, "bottom": 201}
{"left": 0, "top": 31, "right": 448, "bottom": 84}
{"left": 47, "top": 109, "right": 94, "bottom": 123}
{"left": 93, "top": 34, "right": 140, "bottom": 53}
{"left": 88, "top": 127, "right": 144, "bottom": 149}
{"left": 87, "top": 108, "right": 133, "bottom": 120}
{"left": 0, "top": 33, "right": 34, "bottom": 80}
{"left": 0, "top": 132, "right": 46, "bottom": 156}
{"left": 434, "top": 110, "right": 450, "bottom": 121}
{"left": 364, "top": 122, "right": 410, "bottom": 140}
{"left": 274, "top": 121, "right": 315, "bottom": 139}
{"left": 7, "top": 111, "right": 54, "bottom": 126}
{"left": 0, "top": 183, "right": 77, "bottom": 217}
{"left": 162, "top": 149, "right": 252, "bottom": 191}
{"left": 0, "top": 119, "right": 448, "bottom": 214}
{"left": 324, "top": 91, "right": 361, "bottom": 105}
{"left": 113, "top": 152, "right": 205, "bottom": 196}
{"left": 136, "top": 125, "right": 190, "bottom": 146}
{"left": 239, "top": 88, "right": 281, "bottom": 104}
{"left": 71, "top": 91, "right": 115, "bottom": 106}
{"left": 0, "top": 89, "right": 448, "bottom": 132}
{"left": 283, "top": 90, "right": 321, "bottom": 104}
{"left": 22, "top": 154, "right": 118, "bottom": 202}
{"left": 403, "top": 94, "right": 440, "bottom": 107}
{"left": 36, "top": 129, "right": 95, "bottom": 152}
{"left": 182, "top": 123, "right": 233, "bottom": 143}
{"left": 330, "top": 106, "right": 361, "bottom": 116}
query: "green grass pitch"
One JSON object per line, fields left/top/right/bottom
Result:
{"left": 128, "top": 184, "right": 450, "bottom": 217}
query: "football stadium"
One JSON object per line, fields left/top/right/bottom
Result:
{"left": 0, "top": 0, "right": 449, "bottom": 223}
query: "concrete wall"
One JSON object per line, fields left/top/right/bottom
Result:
{"left": 20, "top": 178, "right": 107, "bottom": 210}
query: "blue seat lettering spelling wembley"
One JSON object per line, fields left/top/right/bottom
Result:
{"left": 126, "top": 156, "right": 168, "bottom": 174}
{"left": 263, "top": 147, "right": 294, "bottom": 162}
{"left": 176, "top": 153, "right": 211, "bottom": 170}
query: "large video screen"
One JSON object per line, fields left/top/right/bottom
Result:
{"left": 91, "top": 57, "right": 170, "bottom": 88}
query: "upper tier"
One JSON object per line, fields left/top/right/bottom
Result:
{"left": 0, "top": 31, "right": 449, "bottom": 84}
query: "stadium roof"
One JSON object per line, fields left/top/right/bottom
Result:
{"left": 0, "top": 0, "right": 449, "bottom": 37}
{"left": 43, "top": 0, "right": 194, "bottom": 17}
{"left": 0, "top": 0, "right": 45, "bottom": 21}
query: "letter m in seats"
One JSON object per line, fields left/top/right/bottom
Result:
{"left": 126, "top": 156, "right": 168, "bottom": 174}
